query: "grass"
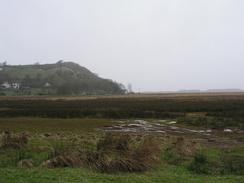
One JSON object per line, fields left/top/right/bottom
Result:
{"left": 1, "top": 165, "right": 244, "bottom": 183}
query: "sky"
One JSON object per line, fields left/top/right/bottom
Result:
{"left": 0, "top": 0, "right": 244, "bottom": 92}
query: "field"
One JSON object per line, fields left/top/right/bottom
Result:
{"left": 0, "top": 93, "right": 244, "bottom": 182}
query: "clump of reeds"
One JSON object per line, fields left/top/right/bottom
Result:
{"left": 87, "top": 133, "right": 161, "bottom": 172}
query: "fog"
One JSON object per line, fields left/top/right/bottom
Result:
{"left": 0, "top": 0, "right": 244, "bottom": 91}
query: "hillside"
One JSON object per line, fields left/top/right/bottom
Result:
{"left": 0, "top": 61, "right": 125, "bottom": 95}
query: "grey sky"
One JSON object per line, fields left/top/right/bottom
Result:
{"left": 0, "top": 0, "right": 243, "bottom": 91}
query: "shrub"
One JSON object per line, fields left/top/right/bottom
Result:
{"left": 189, "top": 152, "right": 232, "bottom": 175}
{"left": 189, "top": 152, "right": 210, "bottom": 174}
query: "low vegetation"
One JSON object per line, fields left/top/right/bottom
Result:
{"left": 0, "top": 94, "right": 244, "bottom": 182}
{"left": 0, "top": 94, "right": 244, "bottom": 129}
{"left": 0, "top": 131, "right": 161, "bottom": 173}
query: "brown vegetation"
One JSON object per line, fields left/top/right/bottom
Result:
{"left": 0, "top": 131, "right": 29, "bottom": 149}
{"left": 42, "top": 154, "right": 84, "bottom": 168}
{"left": 40, "top": 133, "right": 161, "bottom": 172}
{"left": 87, "top": 133, "right": 161, "bottom": 172}
{"left": 164, "top": 137, "right": 197, "bottom": 164}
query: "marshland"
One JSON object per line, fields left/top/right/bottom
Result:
{"left": 0, "top": 93, "right": 244, "bottom": 182}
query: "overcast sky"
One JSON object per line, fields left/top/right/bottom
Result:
{"left": 0, "top": 0, "right": 243, "bottom": 91}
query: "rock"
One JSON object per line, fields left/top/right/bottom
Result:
{"left": 17, "top": 159, "right": 33, "bottom": 168}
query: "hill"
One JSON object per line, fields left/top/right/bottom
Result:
{"left": 0, "top": 61, "right": 125, "bottom": 95}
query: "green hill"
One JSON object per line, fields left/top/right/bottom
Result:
{"left": 0, "top": 61, "right": 125, "bottom": 95}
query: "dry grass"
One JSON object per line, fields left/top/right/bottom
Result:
{"left": 88, "top": 133, "right": 161, "bottom": 172}
{"left": 164, "top": 137, "right": 197, "bottom": 165}
{"left": 0, "top": 131, "right": 29, "bottom": 149}
{"left": 40, "top": 133, "right": 162, "bottom": 172}
{"left": 42, "top": 154, "right": 84, "bottom": 168}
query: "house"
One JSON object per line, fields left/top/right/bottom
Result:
{"left": 1, "top": 82, "right": 21, "bottom": 89}
{"left": 44, "top": 82, "right": 51, "bottom": 87}
{"left": 12, "top": 82, "right": 20, "bottom": 89}
{"left": 1, "top": 82, "right": 11, "bottom": 89}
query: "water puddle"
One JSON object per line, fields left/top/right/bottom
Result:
{"left": 101, "top": 119, "right": 213, "bottom": 135}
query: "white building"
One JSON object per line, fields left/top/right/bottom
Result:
{"left": 12, "top": 83, "right": 20, "bottom": 89}
{"left": 1, "top": 82, "right": 11, "bottom": 89}
{"left": 1, "top": 82, "right": 21, "bottom": 89}
{"left": 44, "top": 82, "right": 51, "bottom": 87}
